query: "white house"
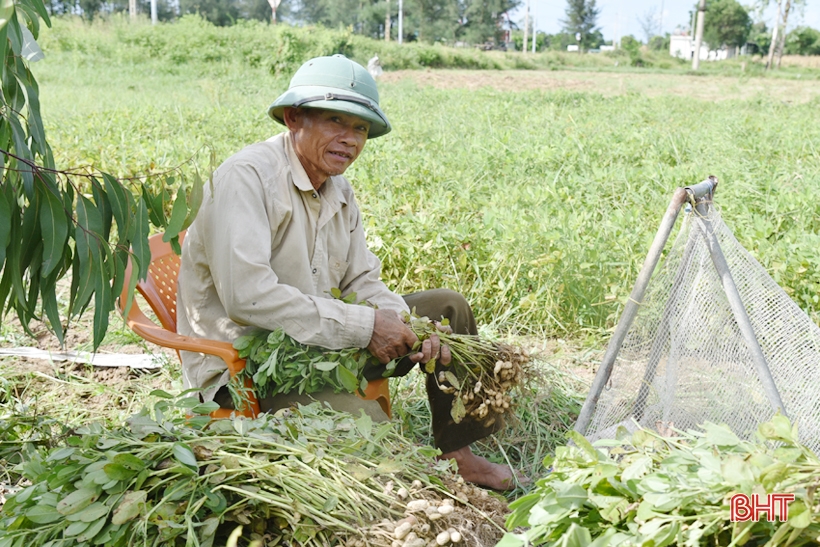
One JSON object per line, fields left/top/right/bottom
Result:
{"left": 670, "top": 34, "right": 735, "bottom": 61}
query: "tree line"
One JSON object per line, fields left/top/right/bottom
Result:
{"left": 47, "top": 0, "right": 522, "bottom": 46}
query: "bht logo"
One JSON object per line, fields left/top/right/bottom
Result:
{"left": 730, "top": 493, "right": 795, "bottom": 522}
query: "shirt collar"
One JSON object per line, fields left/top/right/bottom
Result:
{"left": 283, "top": 131, "right": 348, "bottom": 206}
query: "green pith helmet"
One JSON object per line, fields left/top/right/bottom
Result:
{"left": 268, "top": 55, "right": 391, "bottom": 139}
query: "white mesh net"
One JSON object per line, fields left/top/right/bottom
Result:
{"left": 586, "top": 205, "right": 820, "bottom": 453}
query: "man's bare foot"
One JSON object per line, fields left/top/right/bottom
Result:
{"left": 438, "top": 446, "right": 526, "bottom": 491}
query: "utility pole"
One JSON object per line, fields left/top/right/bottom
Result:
{"left": 692, "top": 0, "right": 706, "bottom": 70}
{"left": 775, "top": 0, "right": 792, "bottom": 69}
{"left": 522, "top": 0, "right": 530, "bottom": 53}
{"left": 385, "top": 0, "right": 391, "bottom": 41}
{"left": 531, "top": 0, "right": 536, "bottom": 53}
{"left": 766, "top": 0, "right": 783, "bottom": 69}
{"left": 150, "top": 0, "right": 157, "bottom": 24}
{"left": 268, "top": 0, "right": 281, "bottom": 24}
{"left": 659, "top": 0, "right": 664, "bottom": 36}
{"left": 398, "top": 0, "right": 403, "bottom": 44}
{"left": 129, "top": 0, "right": 136, "bottom": 20}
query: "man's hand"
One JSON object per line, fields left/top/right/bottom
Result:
{"left": 408, "top": 333, "right": 452, "bottom": 366}
{"left": 368, "top": 309, "right": 419, "bottom": 364}
{"left": 367, "top": 311, "right": 452, "bottom": 366}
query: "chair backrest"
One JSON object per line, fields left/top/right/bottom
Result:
{"left": 137, "top": 232, "right": 186, "bottom": 333}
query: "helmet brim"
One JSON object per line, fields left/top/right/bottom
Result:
{"left": 268, "top": 85, "right": 391, "bottom": 139}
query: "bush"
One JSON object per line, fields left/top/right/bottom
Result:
{"left": 785, "top": 26, "right": 820, "bottom": 56}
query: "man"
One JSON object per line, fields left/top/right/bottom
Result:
{"left": 177, "top": 55, "right": 515, "bottom": 490}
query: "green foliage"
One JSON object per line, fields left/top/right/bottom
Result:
{"left": 560, "top": 0, "right": 600, "bottom": 52}
{"left": 785, "top": 25, "right": 820, "bottom": 56}
{"left": 702, "top": 0, "right": 752, "bottom": 48}
{"left": 287, "top": 0, "right": 519, "bottom": 45}
{"left": 0, "top": 5, "right": 203, "bottom": 349}
{"left": 233, "top": 327, "right": 379, "bottom": 401}
{"left": 647, "top": 34, "right": 669, "bottom": 52}
{"left": 748, "top": 21, "right": 771, "bottom": 55}
{"left": 0, "top": 399, "right": 453, "bottom": 546}
{"left": 501, "top": 416, "right": 820, "bottom": 546}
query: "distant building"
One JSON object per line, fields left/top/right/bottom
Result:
{"left": 670, "top": 34, "right": 737, "bottom": 61}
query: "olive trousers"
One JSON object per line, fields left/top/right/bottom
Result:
{"left": 215, "top": 289, "right": 501, "bottom": 454}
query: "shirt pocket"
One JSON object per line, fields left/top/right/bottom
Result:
{"left": 328, "top": 255, "right": 349, "bottom": 290}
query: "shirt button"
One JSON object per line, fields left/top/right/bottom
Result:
{"left": 312, "top": 193, "right": 318, "bottom": 198}
{"left": 312, "top": 268, "right": 317, "bottom": 274}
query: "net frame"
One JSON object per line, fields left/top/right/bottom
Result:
{"left": 574, "top": 178, "right": 819, "bottom": 452}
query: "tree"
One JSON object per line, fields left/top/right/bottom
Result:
{"left": 785, "top": 25, "right": 820, "bottom": 55}
{"left": 747, "top": 21, "right": 770, "bottom": 54}
{"left": 180, "top": 0, "right": 241, "bottom": 25}
{"left": 637, "top": 6, "right": 659, "bottom": 44}
{"left": 459, "top": 0, "right": 519, "bottom": 46}
{"left": 1, "top": 0, "right": 200, "bottom": 348}
{"left": 701, "top": 0, "right": 751, "bottom": 48}
{"left": 560, "top": 0, "right": 600, "bottom": 52}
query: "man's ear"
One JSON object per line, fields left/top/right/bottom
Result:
{"left": 282, "top": 107, "right": 301, "bottom": 131}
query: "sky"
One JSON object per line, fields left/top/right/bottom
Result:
{"left": 512, "top": 1, "right": 820, "bottom": 43}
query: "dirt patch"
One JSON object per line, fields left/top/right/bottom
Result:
{"left": 381, "top": 69, "right": 820, "bottom": 103}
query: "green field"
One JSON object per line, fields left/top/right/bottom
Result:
{"left": 34, "top": 18, "right": 820, "bottom": 336}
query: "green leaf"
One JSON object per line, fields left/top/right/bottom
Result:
{"left": 162, "top": 188, "right": 187, "bottom": 243}
{"left": 560, "top": 523, "right": 592, "bottom": 547}
{"left": 38, "top": 184, "right": 68, "bottom": 277}
{"left": 181, "top": 173, "right": 204, "bottom": 231}
{"left": 495, "top": 534, "right": 526, "bottom": 547}
{"left": 703, "top": 422, "right": 741, "bottom": 447}
{"left": 131, "top": 196, "right": 151, "bottom": 280}
{"left": 451, "top": 396, "right": 466, "bottom": 424}
{"left": 190, "top": 401, "right": 220, "bottom": 415}
{"left": 0, "top": 0, "right": 14, "bottom": 32}
{"left": 111, "top": 490, "right": 146, "bottom": 525}
{"left": 313, "top": 361, "right": 338, "bottom": 372}
{"left": 199, "top": 517, "right": 220, "bottom": 547}
{"left": 721, "top": 455, "right": 755, "bottom": 486}
{"left": 56, "top": 487, "right": 100, "bottom": 516}
{"left": 41, "top": 278, "right": 64, "bottom": 345}
{"left": 788, "top": 500, "right": 811, "bottom": 528}
{"left": 77, "top": 517, "right": 107, "bottom": 543}
{"left": 71, "top": 501, "right": 109, "bottom": 523}
{"left": 46, "top": 447, "right": 76, "bottom": 462}
{"left": 149, "top": 389, "right": 175, "bottom": 399}
{"left": 336, "top": 364, "right": 359, "bottom": 392}
{"left": 103, "top": 173, "right": 131, "bottom": 240}
{"left": 172, "top": 442, "right": 198, "bottom": 469}
{"left": 0, "top": 183, "right": 13, "bottom": 266}
{"left": 64, "top": 520, "right": 90, "bottom": 537}
{"left": 25, "top": 504, "right": 61, "bottom": 524}
{"left": 103, "top": 463, "right": 137, "bottom": 481}
{"left": 443, "top": 370, "right": 460, "bottom": 389}
{"left": 757, "top": 414, "right": 795, "bottom": 443}
{"left": 567, "top": 429, "right": 601, "bottom": 462}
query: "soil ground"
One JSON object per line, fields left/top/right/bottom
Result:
{"left": 381, "top": 68, "right": 820, "bottom": 103}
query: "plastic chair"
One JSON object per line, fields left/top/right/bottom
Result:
{"left": 118, "top": 231, "right": 391, "bottom": 419}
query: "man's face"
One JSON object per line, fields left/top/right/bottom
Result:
{"left": 285, "top": 107, "right": 370, "bottom": 187}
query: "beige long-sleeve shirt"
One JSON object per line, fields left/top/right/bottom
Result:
{"left": 177, "top": 131, "right": 409, "bottom": 400}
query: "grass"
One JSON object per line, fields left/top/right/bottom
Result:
{"left": 32, "top": 39, "right": 820, "bottom": 336}
{"left": 3, "top": 16, "right": 820, "bottom": 524}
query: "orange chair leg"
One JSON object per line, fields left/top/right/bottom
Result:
{"left": 209, "top": 377, "right": 260, "bottom": 419}
{"left": 360, "top": 378, "right": 391, "bottom": 419}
